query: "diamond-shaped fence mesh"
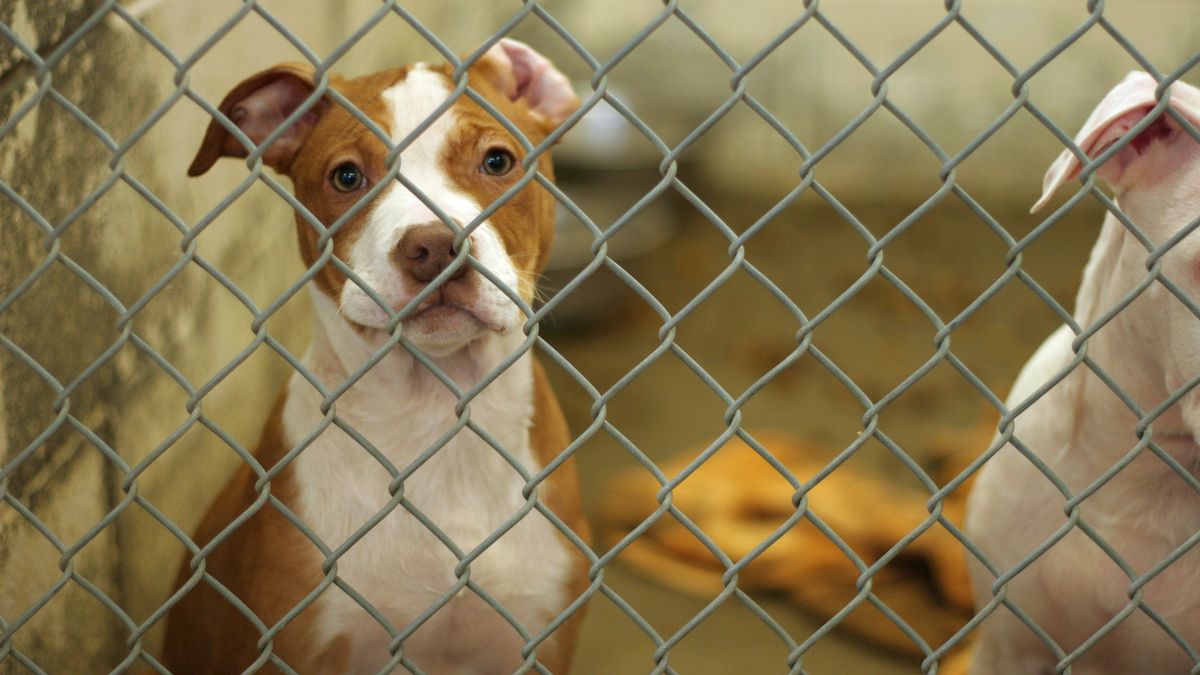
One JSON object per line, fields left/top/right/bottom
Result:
{"left": 3, "top": 1, "right": 1200, "bottom": 673}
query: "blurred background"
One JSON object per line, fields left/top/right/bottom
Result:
{"left": 2, "top": 0, "right": 1199, "bottom": 672}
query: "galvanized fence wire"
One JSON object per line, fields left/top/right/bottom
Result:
{"left": 2, "top": 0, "right": 1200, "bottom": 673}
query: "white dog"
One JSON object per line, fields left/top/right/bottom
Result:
{"left": 966, "top": 71, "right": 1200, "bottom": 674}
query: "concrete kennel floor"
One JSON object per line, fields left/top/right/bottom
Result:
{"left": 541, "top": 185, "right": 1103, "bottom": 674}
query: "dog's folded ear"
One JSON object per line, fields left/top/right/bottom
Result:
{"left": 1033, "top": 71, "right": 1200, "bottom": 213}
{"left": 188, "top": 63, "right": 329, "bottom": 177}
{"left": 472, "top": 38, "right": 580, "bottom": 132}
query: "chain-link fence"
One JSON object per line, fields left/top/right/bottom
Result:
{"left": 3, "top": 1, "right": 1200, "bottom": 673}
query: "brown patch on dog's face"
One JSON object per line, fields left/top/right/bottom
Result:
{"left": 429, "top": 61, "right": 561, "bottom": 302}
{"left": 287, "top": 67, "right": 409, "bottom": 300}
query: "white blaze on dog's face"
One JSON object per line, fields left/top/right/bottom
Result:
{"left": 1034, "top": 71, "right": 1200, "bottom": 429}
{"left": 188, "top": 40, "right": 579, "bottom": 355}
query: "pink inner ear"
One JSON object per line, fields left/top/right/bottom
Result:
{"left": 231, "top": 76, "right": 313, "bottom": 147}
{"left": 501, "top": 41, "right": 552, "bottom": 110}
{"left": 1076, "top": 108, "right": 1189, "bottom": 188}
{"left": 1058, "top": 107, "right": 1155, "bottom": 186}
{"left": 1034, "top": 72, "right": 1200, "bottom": 212}
{"left": 1128, "top": 114, "right": 1174, "bottom": 155}
{"left": 222, "top": 75, "right": 324, "bottom": 171}
{"left": 508, "top": 53, "right": 535, "bottom": 102}
{"left": 1088, "top": 107, "right": 1154, "bottom": 160}
{"left": 494, "top": 39, "right": 579, "bottom": 127}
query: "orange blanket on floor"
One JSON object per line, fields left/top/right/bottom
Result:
{"left": 599, "top": 428, "right": 991, "bottom": 673}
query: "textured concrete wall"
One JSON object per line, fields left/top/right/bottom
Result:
{"left": 2, "top": 2, "right": 138, "bottom": 669}
{"left": 1, "top": 1, "right": 1197, "bottom": 671}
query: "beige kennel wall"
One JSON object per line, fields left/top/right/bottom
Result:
{"left": 515, "top": 0, "right": 1200, "bottom": 209}
{"left": 0, "top": 0, "right": 1195, "bottom": 670}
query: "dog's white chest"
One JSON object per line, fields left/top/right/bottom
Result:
{"left": 283, "top": 351, "right": 572, "bottom": 672}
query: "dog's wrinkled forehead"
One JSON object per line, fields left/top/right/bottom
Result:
{"left": 382, "top": 66, "right": 455, "bottom": 158}
{"left": 372, "top": 63, "right": 554, "bottom": 152}
{"left": 348, "top": 65, "right": 466, "bottom": 223}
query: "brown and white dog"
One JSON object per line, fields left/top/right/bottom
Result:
{"left": 162, "top": 40, "right": 588, "bottom": 674}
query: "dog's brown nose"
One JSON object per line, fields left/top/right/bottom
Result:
{"left": 395, "top": 223, "right": 467, "bottom": 283}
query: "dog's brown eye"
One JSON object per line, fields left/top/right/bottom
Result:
{"left": 481, "top": 149, "right": 515, "bottom": 176}
{"left": 330, "top": 162, "right": 365, "bottom": 192}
